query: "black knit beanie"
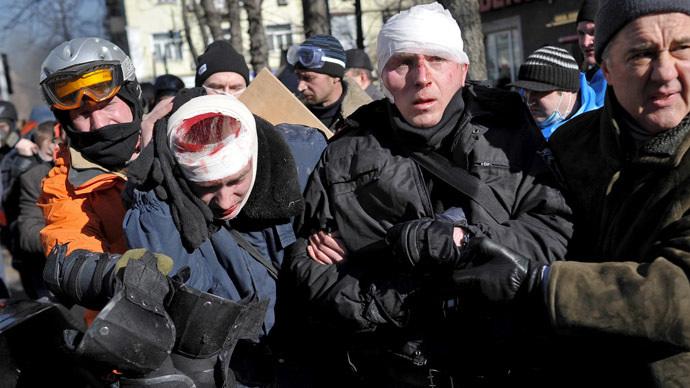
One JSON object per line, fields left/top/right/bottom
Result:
{"left": 595, "top": 0, "right": 690, "bottom": 64}
{"left": 508, "top": 46, "right": 580, "bottom": 92}
{"left": 294, "top": 34, "right": 346, "bottom": 78}
{"left": 576, "top": 0, "right": 598, "bottom": 24}
{"left": 195, "top": 40, "right": 250, "bottom": 87}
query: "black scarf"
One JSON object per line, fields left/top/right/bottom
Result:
{"left": 307, "top": 81, "right": 347, "bottom": 128}
{"left": 387, "top": 87, "right": 465, "bottom": 153}
{"left": 56, "top": 81, "right": 143, "bottom": 170}
{"left": 128, "top": 87, "right": 304, "bottom": 251}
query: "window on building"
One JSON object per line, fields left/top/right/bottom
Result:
{"left": 483, "top": 16, "right": 522, "bottom": 88}
{"left": 153, "top": 31, "right": 184, "bottom": 63}
{"left": 265, "top": 24, "right": 293, "bottom": 53}
{"left": 330, "top": 14, "right": 356, "bottom": 50}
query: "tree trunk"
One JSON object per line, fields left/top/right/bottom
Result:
{"left": 181, "top": 0, "right": 199, "bottom": 65}
{"left": 439, "top": 0, "right": 487, "bottom": 81}
{"left": 201, "top": 0, "right": 224, "bottom": 41}
{"left": 244, "top": 0, "right": 268, "bottom": 74}
{"left": 301, "top": 0, "right": 330, "bottom": 37}
{"left": 225, "top": 0, "right": 243, "bottom": 53}
{"left": 191, "top": 0, "right": 210, "bottom": 46}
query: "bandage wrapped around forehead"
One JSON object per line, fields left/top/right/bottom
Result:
{"left": 167, "top": 94, "right": 258, "bottom": 185}
{"left": 376, "top": 2, "right": 469, "bottom": 77}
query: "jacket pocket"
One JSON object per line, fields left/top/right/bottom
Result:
{"left": 328, "top": 168, "right": 381, "bottom": 196}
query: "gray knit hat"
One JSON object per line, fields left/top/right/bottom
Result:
{"left": 595, "top": 0, "right": 690, "bottom": 64}
{"left": 508, "top": 46, "right": 580, "bottom": 92}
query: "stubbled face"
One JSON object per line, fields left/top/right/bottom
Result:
{"left": 203, "top": 72, "right": 247, "bottom": 97}
{"left": 601, "top": 13, "right": 690, "bottom": 133}
{"left": 68, "top": 95, "right": 133, "bottom": 132}
{"left": 577, "top": 21, "right": 596, "bottom": 66}
{"left": 295, "top": 70, "right": 342, "bottom": 106}
{"left": 524, "top": 89, "right": 575, "bottom": 123}
{"left": 189, "top": 160, "right": 253, "bottom": 220}
{"left": 382, "top": 53, "right": 467, "bottom": 128}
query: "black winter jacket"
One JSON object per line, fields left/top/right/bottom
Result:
{"left": 279, "top": 85, "right": 573, "bottom": 378}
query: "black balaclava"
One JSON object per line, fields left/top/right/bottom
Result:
{"left": 55, "top": 80, "right": 143, "bottom": 170}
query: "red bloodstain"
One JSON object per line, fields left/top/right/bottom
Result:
{"left": 175, "top": 113, "right": 241, "bottom": 154}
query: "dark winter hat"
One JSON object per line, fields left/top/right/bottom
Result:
{"left": 576, "top": 0, "right": 598, "bottom": 24}
{"left": 595, "top": 0, "right": 690, "bottom": 64}
{"left": 195, "top": 40, "right": 250, "bottom": 87}
{"left": 345, "top": 49, "right": 374, "bottom": 71}
{"left": 294, "top": 34, "right": 346, "bottom": 78}
{"left": 508, "top": 46, "right": 580, "bottom": 92}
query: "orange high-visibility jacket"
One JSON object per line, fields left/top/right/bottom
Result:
{"left": 39, "top": 145, "right": 127, "bottom": 257}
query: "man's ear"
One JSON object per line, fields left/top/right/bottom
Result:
{"left": 600, "top": 59, "right": 612, "bottom": 83}
{"left": 460, "top": 63, "right": 469, "bottom": 87}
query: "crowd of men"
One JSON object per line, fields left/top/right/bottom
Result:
{"left": 0, "top": 0, "right": 688, "bottom": 387}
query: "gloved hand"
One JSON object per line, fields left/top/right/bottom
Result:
{"left": 114, "top": 248, "right": 174, "bottom": 276}
{"left": 385, "top": 217, "right": 466, "bottom": 269}
{"left": 452, "top": 236, "right": 548, "bottom": 305}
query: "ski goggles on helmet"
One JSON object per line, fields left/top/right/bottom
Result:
{"left": 287, "top": 45, "right": 345, "bottom": 69}
{"left": 40, "top": 61, "right": 124, "bottom": 110}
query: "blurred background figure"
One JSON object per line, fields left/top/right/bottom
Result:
{"left": 576, "top": 0, "right": 606, "bottom": 106}
{"left": 13, "top": 121, "right": 63, "bottom": 299}
{"left": 509, "top": 46, "right": 600, "bottom": 139}
{"left": 344, "top": 48, "right": 385, "bottom": 100}
{"left": 152, "top": 74, "right": 185, "bottom": 108}
{"left": 139, "top": 81, "right": 156, "bottom": 115}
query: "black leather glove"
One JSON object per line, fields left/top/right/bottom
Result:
{"left": 452, "top": 236, "right": 548, "bottom": 305}
{"left": 386, "top": 217, "right": 466, "bottom": 269}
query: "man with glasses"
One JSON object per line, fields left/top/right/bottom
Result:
{"left": 195, "top": 40, "right": 250, "bottom": 97}
{"left": 290, "top": 34, "right": 371, "bottom": 131}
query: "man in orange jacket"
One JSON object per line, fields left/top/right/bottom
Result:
{"left": 37, "top": 37, "right": 171, "bottom": 322}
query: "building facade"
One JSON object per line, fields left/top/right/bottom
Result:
{"left": 110, "top": 0, "right": 585, "bottom": 88}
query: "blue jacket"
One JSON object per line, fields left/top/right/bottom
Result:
{"left": 123, "top": 123, "right": 327, "bottom": 335}
{"left": 588, "top": 67, "right": 607, "bottom": 108}
{"left": 124, "top": 189, "right": 295, "bottom": 334}
{"left": 541, "top": 72, "right": 601, "bottom": 140}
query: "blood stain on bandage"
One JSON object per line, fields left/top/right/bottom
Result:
{"left": 175, "top": 113, "right": 241, "bottom": 154}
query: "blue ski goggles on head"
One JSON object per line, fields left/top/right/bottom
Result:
{"left": 287, "top": 45, "right": 345, "bottom": 69}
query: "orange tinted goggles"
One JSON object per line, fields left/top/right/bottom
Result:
{"left": 40, "top": 61, "right": 124, "bottom": 110}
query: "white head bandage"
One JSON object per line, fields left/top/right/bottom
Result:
{"left": 377, "top": 2, "right": 469, "bottom": 102}
{"left": 168, "top": 93, "right": 258, "bottom": 185}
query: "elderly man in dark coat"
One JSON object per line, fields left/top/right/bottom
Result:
{"left": 453, "top": 1, "right": 690, "bottom": 387}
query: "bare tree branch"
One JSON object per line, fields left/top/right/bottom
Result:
{"left": 244, "top": 0, "right": 268, "bottom": 74}
{"left": 301, "top": 0, "right": 329, "bottom": 37}
{"left": 225, "top": 0, "right": 243, "bottom": 52}
{"left": 191, "top": 0, "right": 210, "bottom": 46}
{"left": 181, "top": 0, "right": 199, "bottom": 65}
{"left": 201, "top": 0, "right": 224, "bottom": 41}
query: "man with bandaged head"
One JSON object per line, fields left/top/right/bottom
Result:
{"left": 277, "top": 3, "right": 573, "bottom": 387}
{"left": 121, "top": 89, "right": 322, "bottom": 386}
